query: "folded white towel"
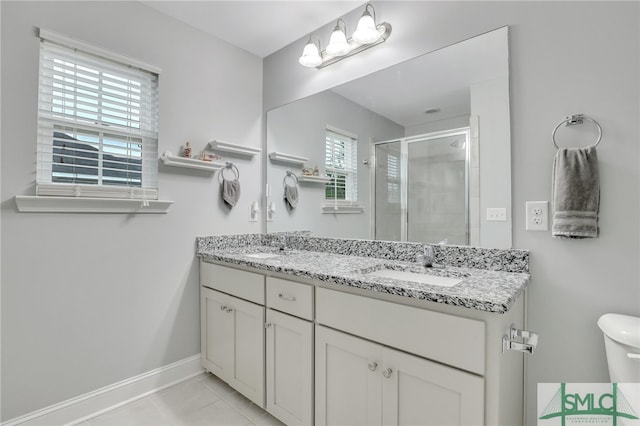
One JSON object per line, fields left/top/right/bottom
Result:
{"left": 552, "top": 147, "right": 600, "bottom": 238}
{"left": 222, "top": 179, "right": 240, "bottom": 208}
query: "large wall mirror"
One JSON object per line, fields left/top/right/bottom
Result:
{"left": 266, "top": 27, "right": 512, "bottom": 248}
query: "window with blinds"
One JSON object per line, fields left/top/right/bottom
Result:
{"left": 387, "top": 153, "right": 400, "bottom": 203}
{"left": 325, "top": 128, "right": 358, "bottom": 203}
{"left": 37, "top": 37, "right": 159, "bottom": 199}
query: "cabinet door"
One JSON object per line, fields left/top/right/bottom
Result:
{"left": 201, "top": 287, "right": 265, "bottom": 408}
{"left": 230, "top": 295, "right": 265, "bottom": 408}
{"left": 315, "top": 326, "right": 382, "bottom": 426}
{"left": 381, "top": 347, "right": 484, "bottom": 426}
{"left": 201, "top": 287, "right": 234, "bottom": 379}
{"left": 266, "top": 309, "right": 313, "bottom": 426}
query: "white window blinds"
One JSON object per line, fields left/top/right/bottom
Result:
{"left": 37, "top": 37, "right": 159, "bottom": 199}
{"left": 325, "top": 127, "right": 358, "bottom": 203}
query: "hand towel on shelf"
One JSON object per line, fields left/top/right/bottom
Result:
{"left": 284, "top": 183, "right": 298, "bottom": 209}
{"left": 552, "top": 146, "right": 600, "bottom": 238}
{"left": 222, "top": 179, "right": 241, "bottom": 208}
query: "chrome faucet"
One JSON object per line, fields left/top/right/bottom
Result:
{"left": 271, "top": 235, "right": 287, "bottom": 251}
{"left": 417, "top": 245, "right": 435, "bottom": 267}
{"left": 423, "top": 245, "right": 435, "bottom": 267}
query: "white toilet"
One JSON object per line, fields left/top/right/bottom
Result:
{"left": 597, "top": 313, "right": 640, "bottom": 382}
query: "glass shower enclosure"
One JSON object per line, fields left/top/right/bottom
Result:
{"left": 373, "top": 128, "right": 470, "bottom": 245}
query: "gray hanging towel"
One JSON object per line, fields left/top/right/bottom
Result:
{"left": 284, "top": 183, "right": 299, "bottom": 209}
{"left": 552, "top": 147, "right": 600, "bottom": 238}
{"left": 222, "top": 179, "right": 241, "bottom": 208}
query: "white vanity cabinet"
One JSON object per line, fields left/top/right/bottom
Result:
{"left": 315, "top": 288, "right": 485, "bottom": 426}
{"left": 200, "top": 263, "right": 265, "bottom": 407}
{"left": 265, "top": 277, "right": 314, "bottom": 426}
{"left": 315, "top": 325, "right": 484, "bottom": 426}
{"left": 200, "top": 259, "right": 526, "bottom": 426}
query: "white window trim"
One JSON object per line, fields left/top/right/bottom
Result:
{"left": 37, "top": 28, "right": 162, "bottom": 75}
{"left": 24, "top": 29, "right": 171, "bottom": 213}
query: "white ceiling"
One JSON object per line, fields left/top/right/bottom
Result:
{"left": 141, "top": 1, "right": 364, "bottom": 58}
{"left": 331, "top": 29, "right": 508, "bottom": 127}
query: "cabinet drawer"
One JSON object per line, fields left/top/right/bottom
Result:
{"left": 201, "top": 261, "right": 265, "bottom": 305}
{"left": 316, "top": 287, "right": 485, "bottom": 375}
{"left": 266, "top": 277, "right": 313, "bottom": 320}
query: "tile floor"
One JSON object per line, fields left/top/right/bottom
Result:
{"left": 77, "top": 373, "right": 285, "bottom": 426}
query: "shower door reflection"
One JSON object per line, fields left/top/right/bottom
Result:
{"left": 374, "top": 129, "right": 470, "bottom": 245}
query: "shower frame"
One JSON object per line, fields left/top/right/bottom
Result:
{"left": 369, "top": 127, "right": 471, "bottom": 244}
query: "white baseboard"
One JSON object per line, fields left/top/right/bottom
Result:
{"left": 3, "top": 354, "right": 204, "bottom": 426}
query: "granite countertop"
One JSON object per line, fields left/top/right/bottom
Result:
{"left": 198, "top": 245, "right": 530, "bottom": 314}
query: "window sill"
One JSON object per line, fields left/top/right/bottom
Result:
{"left": 321, "top": 204, "right": 364, "bottom": 214}
{"left": 15, "top": 196, "right": 173, "bottom": 214}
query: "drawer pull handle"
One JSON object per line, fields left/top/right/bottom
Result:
{"left": 383, "top": 368, "right": 393, "bottom": 378}
{"left": 368, "top": 362, "right": 378, "bottom": 372}
{"left": 278, "top": 293, "right": 297, "bottom": 302}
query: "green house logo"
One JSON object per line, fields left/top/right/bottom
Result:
{"left": 539, "top": 383, "right": 639, "bottom": 425}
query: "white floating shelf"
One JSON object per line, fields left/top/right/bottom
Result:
{"left": 208, "top": 140, "right": 261, "bottom": 157}
{"left": 298, "top": 175, "right": 331, "bottom": 184}
{"left": 161, "top": 152, "right": 224, "bottom": 172}
{"left": 15, "top": 195, "right": 173, "bottom": 214}
{"left": 268, "top": 152, "right": 309, "bottom": 165}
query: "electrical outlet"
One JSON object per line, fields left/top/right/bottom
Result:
{"left": 526, "top": 201, "right": 549, "bottom": 231}
{"left": 486, "top": 207, "right": 507, "bottom": 222}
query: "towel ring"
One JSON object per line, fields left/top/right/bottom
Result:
{"left": 283, "top": 171, "right": 298, "bottom": 187}
{"left": 552, "top": 114, "right": 602, "bottom": 149}
{"left": 219, "top": 162, "right": 239, "bottom": 183}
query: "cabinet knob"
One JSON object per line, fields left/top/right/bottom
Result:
{"left": 383, "top": 368, "right": 393, "bottom": 378}
{"left": 265, "top": 322, "right": 272, "bottom": 328}
{"left": 368, "top": 362, "right": 378, "bottom": 372}
{"left": 225, "top": 307, "right": 233, "bottom": 313}
{"left": 220, "top": 305, "right": 226, "bottom": 311}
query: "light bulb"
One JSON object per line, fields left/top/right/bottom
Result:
{"left": 353, "top": 13, "right": 380, "bottom": 44}
{"left": 326, "top": 23, "right": 350, "bottom": 56}
{"left": 298, "top": 39, "right": 322, "bottom": 67}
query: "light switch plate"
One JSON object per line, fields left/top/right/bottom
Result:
{"left": 486, "top": 207, "right": 507, "bottom": 222}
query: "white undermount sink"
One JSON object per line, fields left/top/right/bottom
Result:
{"left": 366, "top": 269, "right": 463, "bottom": 287}
{"left": 244, "top": 252, "right": 281, "bottom": 259}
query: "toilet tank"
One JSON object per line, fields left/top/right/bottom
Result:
{"left": 597, "top": 313, "right": 640, "bottom": 383}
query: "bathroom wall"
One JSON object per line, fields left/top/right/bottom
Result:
{"left": 0, "top": 1, "right": 262, "bottom": 420}
{"left": 267, "top": 89, "right": 403, "bottom": 238}
{"left": 470, "top": 77, "right": 512, "bottom": 249}
{"left": 264, "top": 2, "right": 640, "bottom": 424}
{"left": 404, "top": 115, "right": 470, "bottom": 137}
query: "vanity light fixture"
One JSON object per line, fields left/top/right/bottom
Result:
{"left": 299, "top": 2, "right": 392, "bottom": 69}
{"left": 298, "top": 35, "right": 322, "bottom": 67}
{"left": 326, "top": 19, "right": 350, "bottom": 56}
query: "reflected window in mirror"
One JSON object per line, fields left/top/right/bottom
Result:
{"left": 325, "top": 127, "right": 358, "bottom": 204}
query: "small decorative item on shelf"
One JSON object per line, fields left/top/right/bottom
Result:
{"left": 302, "top": 167, "right": 313, "bottom": 176}
{"left": 200, "top": 150, "right": 221, "bottom": 162}
{"left": 313, "top": 165, "right": 320, "bottom": 176}
{"left": 182, "top": 141, "right": 192, "bottom": 158}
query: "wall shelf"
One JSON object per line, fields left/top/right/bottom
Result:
{"left": 161, "top": 152, "right": 224, "bottom": 172}
{"left": 15, "top": 195, "right": 173, "bottom": 214}
{"left": 268, "top": 152, "right": 309, "bottom": 166}
{"left": 299, "top": 175, "right": 331, "bottom": 184}
{"left": 208, "top": 140, "right": 261, "bottom": 157}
